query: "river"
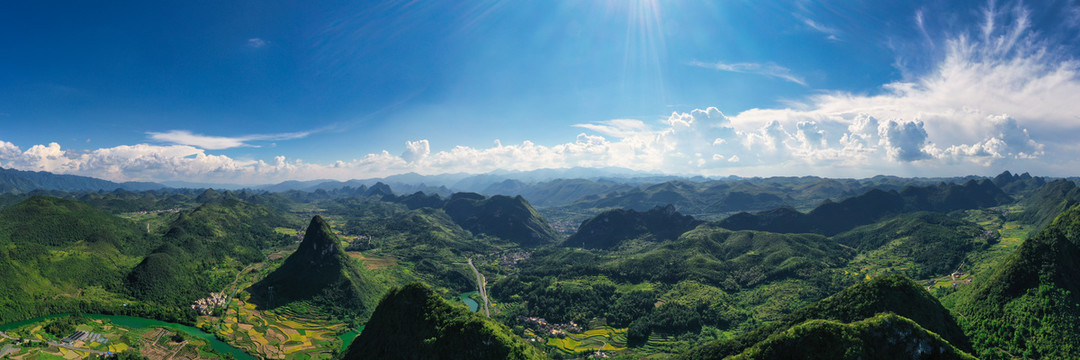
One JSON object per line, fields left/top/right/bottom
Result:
{"left": 0, "top": 314, "right": 253, "bottom": 360}
{"left": 459, "top": 291, "right": 480, "bottom": 312}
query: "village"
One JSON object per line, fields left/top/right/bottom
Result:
{"left": 191, "top": 292, "right": 229, "bottom": 316}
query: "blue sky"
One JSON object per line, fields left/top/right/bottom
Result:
{"left": 2, "top": 0, "right": 1080, "bottom": 183}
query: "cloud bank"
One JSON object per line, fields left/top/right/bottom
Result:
{"left": 1, "top": 2, "right": 1077, "bottom": 183}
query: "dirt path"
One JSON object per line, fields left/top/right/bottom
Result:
{"left": 467, "top": 258, "right": 491, "bottom": 317}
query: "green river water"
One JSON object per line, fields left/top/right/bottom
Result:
{"left": 460, "top": 291, "right": 480, "bottom": 312}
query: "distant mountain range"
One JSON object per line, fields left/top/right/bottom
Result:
{"left": 717, "top": 179, "right": 1013, "bottom": 236}
{"left": 0, "top": 167, "right": 163, "bottom": 193}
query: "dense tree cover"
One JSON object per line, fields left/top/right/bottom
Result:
{"left": 0, "top": 194, "right": 299, "bottom": 326}
{"left": 719, "top": 180, "right": 1012, "bottom": 236}
{"left": 0, "top": 196, "right": 155, "bottom": 254}
{"left": 833, "top": 212, "right": 990, "bottom": 278}
{"left": 725, "top": 313, "right": 976, "bottom": 360}
{"left": 343, "top": 283, "right": 547, "bottom": 360}
{"left": 626, "top": 281, "right": 748, "bottom": 346}
{"left": 603, "top": 226, "right": 851, "bottom": 287}
{"left": 679, "top": 274, "right": 971, "bottom": 359}
{"left": 382, "top": 191, "right": 560, "bottom": 247}
{"left": 947, "top": 204, "right": 1080, "bottom": 359}
{"left": 43, "top": 313, "right": 89, "bottom": 337}
{"left": 493, "top": 227, "right": 849, "bottom": 343}
{"left": 1013, "top": 179, "right": 1080, "bottom": 230}
{"left": 337, "top": 198, "right": 505, "bottom": 292}
{"left": 248, "top": 216, "right": 385, "bottom": 323}
{"left": 564, "top": 204, "right": 703, "bottom": 249}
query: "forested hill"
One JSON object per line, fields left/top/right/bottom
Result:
{"left": 564, "top": 204, "right": 703, "bottom": 249}
{"left": 384, "top": 191, "right": 560, "bottom": 247}
{"left": 717, "top": 179, "right": 1011, "bottom": 236}
{"left": 1013, "top": 179, "right": 1080, "bottom": 230}
{"left": 248, "top": 216, "right": 384, "bottom": 321}
{"left": 947, "top": 203, "right": 1080, "bottom": 359}
{"left": 0, "top": 167, "right": 162, "bottom": 193}
{"left": 0, "top": 196, "right": 157, "bottom": 323}
{"left": 343, "top": 283, "right": 547, "bottom": 360}
{"left": 725, "top": 313, "right": 976, "bottom": 360}
{"left": 679, "top": 274, "right": 972, "bottom": 359}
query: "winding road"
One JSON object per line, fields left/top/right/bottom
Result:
{"left": 467, "top": 257, "right": 491, "bottom": 317}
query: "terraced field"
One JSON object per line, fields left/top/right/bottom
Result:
{"left": 545, "top": 326, "right": 627, "bottom": 355}
{"left": 205, "top": 300, "right": 353, "bottom": 360}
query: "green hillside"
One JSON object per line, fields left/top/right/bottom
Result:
{"left": 248, "top": 216, "right": 384, "bottom": 322}
{"left": 679, "top": 274, "right": 971, "bottom": 359}
{"left": 1013, "top": 179, "right": 1080, "bottom": 230}
{"left": 947, "top": 203, "right": 1080, "bottom": 359}
{"left": 565, "top": 204, "right": 703, "bottom": 249}
{"left": 385, "top": 191, "right": 560, "bottom": 247}
{"left": 0, "top": 196, "right": 154, "bottom": 323}
{"left": 125, "top": 197, "right": 296, "bottom": 308}
{"left": 834, "top": 212, "right": 989, "bottom": 279}
{"left": 727, "top": 313, "right": 976, "bottom": 360}
{"left": 442, "top": 193, "right": 560, "bottom": 247}
{"left": 342, "top": 282, "right": 547, "bottom": 360}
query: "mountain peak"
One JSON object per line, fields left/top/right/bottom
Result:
{"left": 247, "top": 215, "right": 383, "bottom": 320}
{"left": 296, "top": 215, "right": 340, "bottom": 262}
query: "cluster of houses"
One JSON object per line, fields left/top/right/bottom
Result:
{"left": 518, "top": 316, "right": 583, "bottom": 338}
{"left": 190, "top": 292, "right": 229, "bottom": 315}
{"left": 498, "top": 251, "right": 531, "bottom": 268}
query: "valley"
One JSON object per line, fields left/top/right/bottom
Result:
{"left": 0, "top": 170, "right": 1076, "bottom": 359}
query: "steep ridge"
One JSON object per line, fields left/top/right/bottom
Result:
{"left": 679, "top": 274, "right": 971, "bottom": 359}
{"left": 718, "top": 180, "right": 1011, "bottom": 236}
{"left": 947, "top": 204, "right": 1080, "bottom": 359}
{"left": 564, "top": 204, "right": 703, "bottom": 249}
{"left": 248, "top": 216, "right": 384, "bottom": 320}
{"left": 991, "top": 170, "right": 1046, "bottom": 196}
{"left": 342, "top": 283, "right": 547, "bottom": 360}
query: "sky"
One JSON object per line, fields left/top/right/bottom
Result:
{"left": 2, "top": 0, "right": 1080, "bottom": 184}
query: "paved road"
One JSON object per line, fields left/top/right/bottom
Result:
{"left": 467, "top": 257, "right": 491, "bottom": 317}
{"left": 0, "top": 331, "right": 110, "bottom": 355}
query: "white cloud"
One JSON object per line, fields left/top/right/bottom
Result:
{"left": 401, "top": 139, "right": 431, "bottom": 163}
{"left": 796, "top": 14, "right": 841, "bottom": 41}
{"left": 247, "top": 38, "right": 268, "bottom": 48}
{"left": 147, "top": 130, "right": 313, "bottom": 150}
{"left": 1, "top": 2, "right": 1078, "bottom": 182}
{"left": 572, "top": 119, "right": 650, "bottom": 138}
{"left": 690, "top": 61, "right": 807, "bottom": 86}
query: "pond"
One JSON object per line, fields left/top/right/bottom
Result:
{"left": 0, "top": 314, "right": 253, "bottom": 360}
